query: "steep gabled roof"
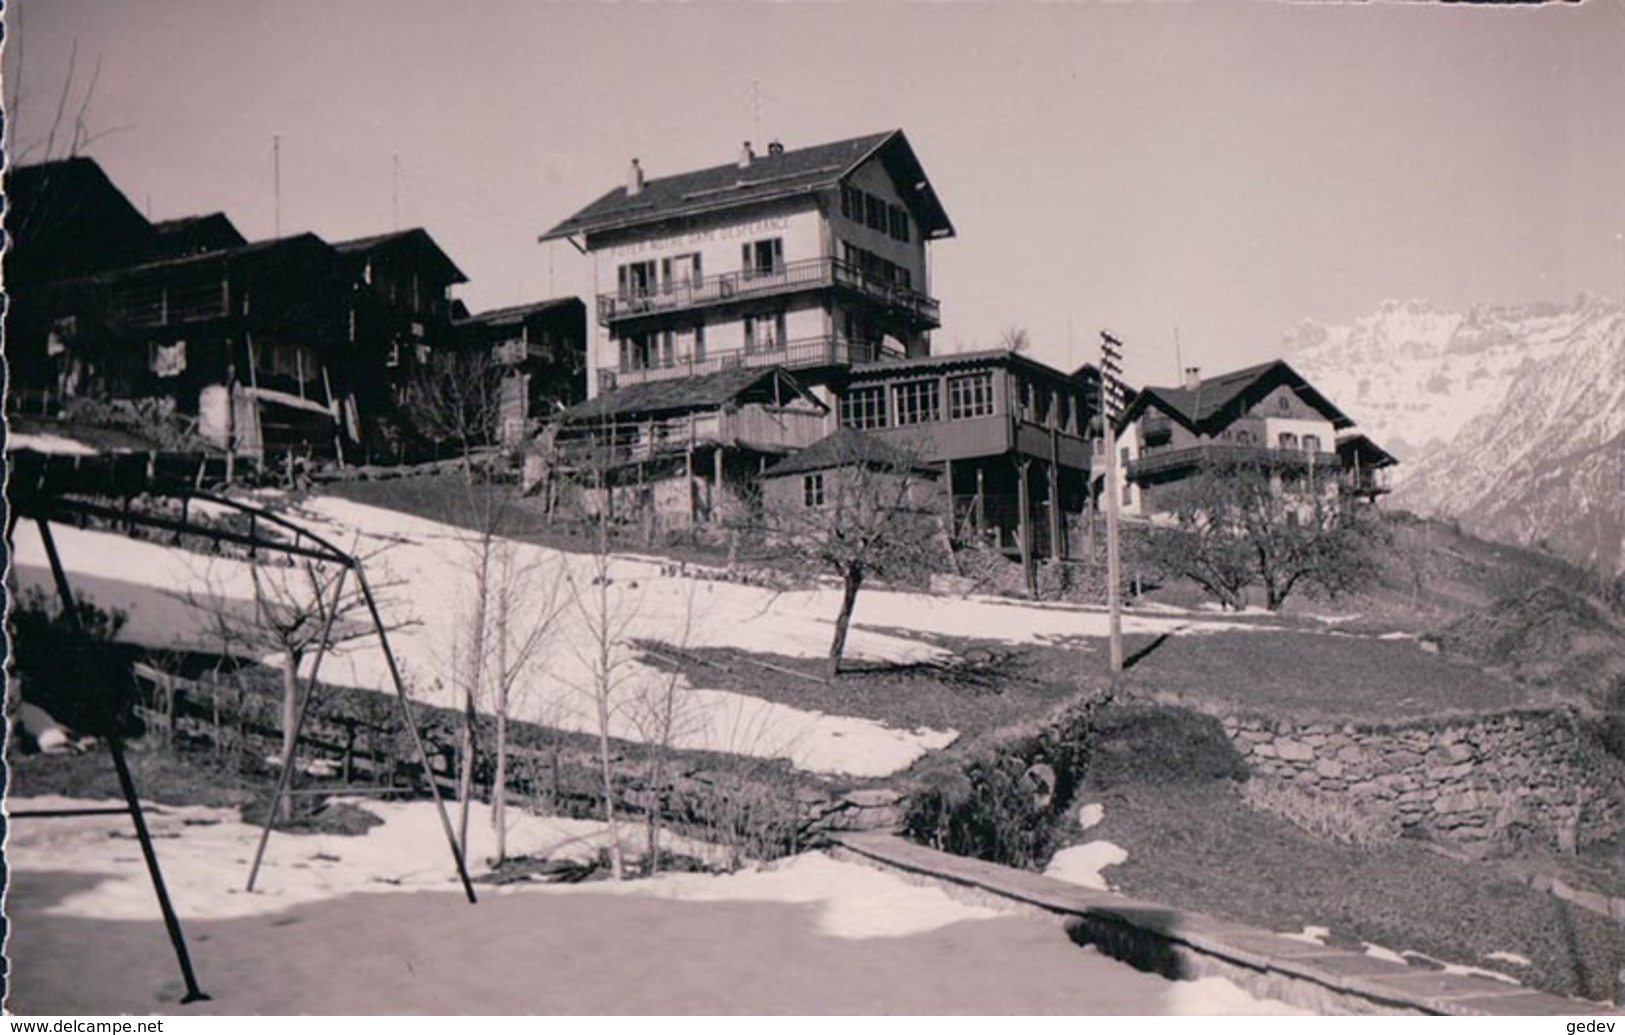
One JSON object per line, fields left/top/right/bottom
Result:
{"left": 763, "top": 427, "right": 936, "bottom": 478}
{"left": 540, "top": 129, "right": 954, "bottom": 244}
{"left": 332, "top": 227, "right": 469, "bottom": 285}
{"left": 455, "top": 296, "right": 584, "bottom": 329}
{"left": 151, "top": 212, "right": 248, "bottom": 259}
{"left": 4, "top": 157, "right": 157, "bottom": 281}
{"left": 1123, "top": 359, "right": 1354, "bottom": 433}
{"left": 561, "top": 366, "right": 826, "bottom": 423}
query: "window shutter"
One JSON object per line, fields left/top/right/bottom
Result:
{"left": 772, "top": 238, "right": 784, "bottom": 270}
{"left": 742, "top": 243, "right": 751, "bottom": 271}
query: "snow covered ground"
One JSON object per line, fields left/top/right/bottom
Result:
{"left": 10, "top": 494, "right": 1280, "bottom": 778}
{"left": 4, "top": 794, "right": 1308, "bottom": 1014}
{"left": 5, "top": 432, "right": 100, "bottom": 455}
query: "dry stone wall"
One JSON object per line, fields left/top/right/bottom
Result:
{"left": 1222, "top": 708, "right": 1624, "bottom": 849}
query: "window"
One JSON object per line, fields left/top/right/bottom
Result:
{"left": 1277, "top": 395, "right": 1292, "bottom": 413}
{"left": 744, "top": 312, "right": 786, "bottom": 353}
{"left": 1303, "top": 434, "right": 1321, "bottom": 454}
{"left": 621, "top": 333, "right": 657, "bottom": 371}
{"left": 1235, "top": 429, "right": 1253, "bottom": 444}
{"left": 803, "top": 473, "right": 826, "bottom": 508}
{"left": 742, "top": 238, "right": 784, "bottom": 278}
{"left": 887, "top": 204, "right": 910, "bottom": 243}
{"left": 893, "top": 379, "right": 941, "bottom": 426}
{"left": 663, "top": 253, "right": 702, "bottom": 289}
{"left": 617, "top": 260, "right": 657, "bottom": 299}
{"left": 1278, "top": 432, "right": 1299, "bottom": 450}
{"left": 842, "top": 242, "right": 911, "bottom": 290}
{"left": 841, "top": 185, "right": 864, "bottom": 221}
{"left": 865, "top": 194, "right": 886, "bottom": 231}
{"left": 948, "top": 372, "right": 995, "bottom": 420}
{"left": 841, "top": 385, "right": 888, "bottom": 429}
{"left": 1122, "top": 483, "right": 1135, "bottom": 507}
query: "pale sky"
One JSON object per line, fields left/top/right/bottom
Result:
{"left": 6, "top": 0, "right": 1624, "bottom": 386}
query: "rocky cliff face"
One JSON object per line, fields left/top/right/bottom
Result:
{"left": 1284, "top": 296, "right": 1625, "bottom": 575}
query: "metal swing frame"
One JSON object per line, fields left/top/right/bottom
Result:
{"left": 6, "top": 450, "right": 479, "bottom": 1005}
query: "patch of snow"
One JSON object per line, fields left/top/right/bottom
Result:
{"left": 4, "top": 795, "right": 998, "bottom": 940}
{"left": 1077, "top": 802, "right": 1105, "bottom": 831}
{"left": 1280, "top": 925, "right": 1331, "bottom": 946}
{"left": 1043, "top": 841, "right": 1127, "bottom": 891}
{"left": 1485, "top": 951, "right": 1532, "bottom": 967}
{"left": 1377, "top": 631, "right": 1418, "bottom": 641}
{"left": 1363, "top": 942, "right": 1408, "bottom": 965}
{"left": 246, "top": 385, "right": 336, "bottom": 416}
{"left": 1193, "top": 602, "right": 1276, "bottom": 617}
{"left": 6, "top": 433, "right": 98, "bottom": 455}
{"left": 1161, "top": 976, "right": 1312, "bottom": 1016}
{"left": 1304, "top": 612, "right": 1363, "bottom": 626}
{"left": 575, "top": 851, "right": 1002, "bottom": 939}
{"left": 1403, "top": 950, "right": 1521, "bottom": 986}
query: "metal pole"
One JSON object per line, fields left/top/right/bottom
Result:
{"left": 35, "top": 517, "right": 210, "bottom": 1004}
{"left": 246, "top": 566, "right": 349, "bottom": 892}
{"left": 353, "top": 561, "right": 479, "bottom": 903}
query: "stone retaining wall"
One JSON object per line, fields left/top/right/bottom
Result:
{"left": 1221, "top": 709, "right": 1625, "bottom": 848}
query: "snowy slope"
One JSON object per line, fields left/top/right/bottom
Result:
{"left": 9, "top": 496, "right": 1284, "bottom": 778}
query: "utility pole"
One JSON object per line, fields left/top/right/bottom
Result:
{"left": 1100, "top": 331, "right": 1127, "bottom": 677}
{"left": 392, "top": 152, "right": 401, "bottom": 231}
{"left": 273, "top": 133, "right": 282, "bottom": 239}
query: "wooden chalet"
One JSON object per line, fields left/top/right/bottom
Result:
{"left": 554, "top": 366, "right": 828, "bottom": 529}
{"left": 835, "top": 349, "right": 1096, "bottom": 560}
{"left": 455, "top": 298, "right": 588, "bottom": 443}
{"left": 1117, "top": 360, "right": 1391, "bottom": 516}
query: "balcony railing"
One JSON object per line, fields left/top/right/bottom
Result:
{"left": 596, "top": 256, "right": 941, "bottom": 328}
{"left": 599, "top": 334, "right": 904, "bottom": 391}
{"left": 1126, "top": 444, "right": 1340, "bottom": 482}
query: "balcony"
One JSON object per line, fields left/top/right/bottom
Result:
{"left": 596, "top": 256, "right": 941, "bottom": 329}
{"left": 599, "top": 334, "right": 904, "bottom": 391}
{"left": 1126, "top": 444, "right": 1340, "bottom": 483}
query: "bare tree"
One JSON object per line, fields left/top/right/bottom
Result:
{"left": 4, "top": 23, "right": 131, "bottom": 166}
{"left": 1144, "top": 455, "right": 1385, "bottom": 611}
{"left": 397, "top": 347, "right": 509, "bottom": 478}
{"left": 177, "top": 545, "right": 410, "bottom": 814}
{"left": 625, "top": 581, "right": 703, "bottom": 874}
{"left": 443, "top": 486, "right": 566, "bottom": 865}
{"left": 997, "top": 325, "right": 1032, "bottom": 354}
{"left": 555, "top": 442, "right": 642, "bottom": 880}
{"left": 766, "top": 433, "right": 948, "bottom": 678}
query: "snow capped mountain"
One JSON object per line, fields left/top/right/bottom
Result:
{"left": 1283, "top": 298, "right": 1592, "bottom": 461}
{"left": 1283, "top": 295, "right": 1625, "bottom": 576}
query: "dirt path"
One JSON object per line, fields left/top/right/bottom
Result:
{"left": 7, "top": 870, "right": 1180, "bottom": 1014}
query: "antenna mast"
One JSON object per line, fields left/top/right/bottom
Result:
{"left": 392, "top": 152, "right": 401, "bottom": 231}
{"left": 273, "top": 134, "right": 282, "bottom": 238}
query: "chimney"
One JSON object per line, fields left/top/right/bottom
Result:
{"left": 767, "top": 139, "right": 785, "bottom": 157}
{"left": 627, "top": 158, "right": 645, "bottom": 197}
{"left": 738, "top": 141, "right": 755, "bottom": 169}
{"left": 1183, "top": 366, "right": 1202, "bottom": 390}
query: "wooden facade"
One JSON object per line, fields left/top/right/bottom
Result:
{"left": 836, "top": 349, "right": 1096, "bottom": 560}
